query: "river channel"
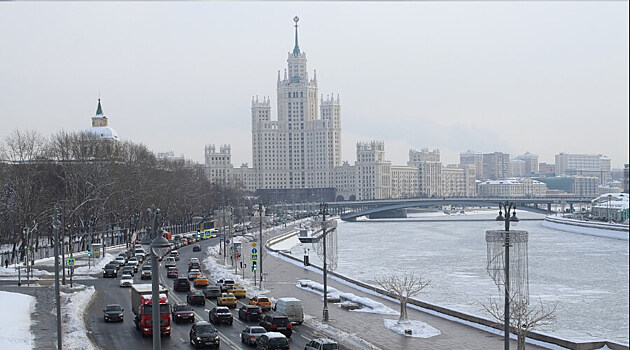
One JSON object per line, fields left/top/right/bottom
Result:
{"left": 290, "top": 209, "right": 629, "bottom": 344}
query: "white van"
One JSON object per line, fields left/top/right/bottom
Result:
{"left": 273, "top": 297, "right": 304, "bottom": 324}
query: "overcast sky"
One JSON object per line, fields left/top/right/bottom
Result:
{"left": 1, "top": 2, "right": 628, "bottom": 169}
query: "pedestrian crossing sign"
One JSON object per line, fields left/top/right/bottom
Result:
{"left": 250, "top": 253, "right": 259, "bottom": 262}
{"left": 66, "top": 258, "right": 75, "bottom": 266}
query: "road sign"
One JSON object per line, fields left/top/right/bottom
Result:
{"left": 66, "top": 258, "right": 75, "bottom": 266}
{"left": 251, "top": 248, "right": 258, "bottom": 254}
{"left": 251, "top": 253, "right": 259, "bottom": 261}
{"left": 252, "top": 243, "right": 256, "bottom": 247}
{"left": 204, "top": 230, "right": 211, "bottom": 238}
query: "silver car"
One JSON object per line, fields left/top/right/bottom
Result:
{"left": 240, "top": 326, "right": 266, "bottom": 346}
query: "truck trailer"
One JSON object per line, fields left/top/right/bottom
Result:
{"left": 131, "top": 284, "right": 171, "bottom": 336}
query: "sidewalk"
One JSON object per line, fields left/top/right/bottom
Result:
{"left": 256, "top": 225, "right": 549, "bottom": 350}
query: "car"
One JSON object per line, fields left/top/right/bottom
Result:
{"left": 102, "top": 263, "right": 118, "bottom": 278}
{"left": 114, "top": 256, "right": 126, "bottom": 266}
{"left": 167, "top": 267, "right": 178, "bottom": 278}
{"left": 126, "top": 260, "right": 139, "bottom": 273}
{"left": 171, "top": 303, "right": 195, "bottom": 324}
{"left": 164, "top": 256, "right": 177, "bottom": 268}
{"left": 109, "top": 260, "right": 122, "bottom": 270}
{"left": 228, "top": 284, "right": 246, "bottom": 298}
{"left": 140, "top": 264, "right": 152, "bottom": 280}
{"left": 187, "top": 289, "right": 206, "bottom": 306}
{"left": 188, "top": 269, "right": 202, "bottom": 281}
{"left": 241, "top": 325, "right": 267, "bottom": 346}
{"left": 259, "top": 314, "right": 292, "bottom": 338}
{"left": 249, "top": 296, "right": 271, "bottom": 311}
{"left": 194, "top": 276, "right": 210, "bottom": 288}
{"left": 188, "top": 262, "right": 201, "bottom": 272}
{"left": 193, "top": 244, "right": 202, "bottom": 252}
{"left": 169, "top": 250, "right": 180, "bottom": 261}
{"left": 121, "top": 265, "right": 135, "bottom": 276}
{"left": 119, "top": 274, "right": 134, "bottom": 287}
{"left": 238, "top": 305, "right": 263, "bottom": 322}
{"left": 202, "top": 285, "right": 222, "bottom": 299}
{"left": 305, "top": 338, "right": 339, "bottom": 350}
{"left": 103, "top": 304, "right": 124, "bottom": 322}
{"left": 174, "top": 276, "right": 191, "bottom": 292}
{"left": 255, "top": 332, "right": 290, "bottom": 350}
{"left": 189, "top": 321, "right": 220, "bottom": 349}
{"left": 208, "top": 306, "right": 233, "bottom": 325}
{"left": 217, "top": 293, "right": 237, "bottom": 308}
{"left": 217, "top": 278, "right": 235, "bottom": 292}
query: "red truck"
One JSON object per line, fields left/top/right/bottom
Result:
{"left": 131, "top": 284, "right": 171, "bottom": 337}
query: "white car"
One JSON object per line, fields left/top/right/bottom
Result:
{"left": 119, "top": 274, "right": 134, "bottom": 287}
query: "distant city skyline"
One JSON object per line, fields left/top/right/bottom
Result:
{"left": 0, "top": 2, "right": 627, "bottom": 168}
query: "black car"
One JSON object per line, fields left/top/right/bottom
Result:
{"left": 238, "top": 305, "right": 263, "bottom": 322}
{"left": 193, "top": 244, "right": 202, "bottom": 252}
{"left": 259, "top": 314, "right": 292, "bottom": 338}
{"left": 189, "top": 321, "right": 220, "bottom": 349}
{"left": 255, "top": 332, "right": 290, "bottom": 350}
{"left": 174, "top": 276, "right": 191, "bottom": 292}
{"left": 171, "top": 303, "right": 195, "bottom": 324}
{"left": 102, "top": 264, "right": 118, "bottom": 278}
{"left": 121, "top": 265, "right": 135, "bottom": 276}
{"left": 202, "top": 285, "right": 221, "bottom": 299}
{"left": 103, "top": 304, "right": 124, "bottom": 322}
{"left": 209, "top": 306, "right": 233, "bottom": 325}
{"left": 187, "top": 290, "right": 206, "bottom": 306}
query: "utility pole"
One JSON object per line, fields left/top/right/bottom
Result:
{"left": 61, "top": 209, "right": 66, "bottom": 285}
{"left": 321, "top": 202, "right": 329, "bottom": 322}
{"left": 259, "top": 202, "right": 264, "bottom": 289}
{"left": 52, "top": 206, "right": 63, "bottom": 350}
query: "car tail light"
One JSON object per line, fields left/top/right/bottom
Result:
{"left": 287, "top": 323, "right": 292, "bottom": 328}
{"left": 270, "top": 324, "right": 276, "bottom": 328}
{"left": 250, "top": 336, "right": 255, "bottom": 340}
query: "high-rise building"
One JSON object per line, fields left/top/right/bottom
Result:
{"left": 482, "top": 152, "right": 510, "bottom": 180}
{"left": 516, "top": 152, "right": 539, "bottom": 175}
{"left": 555, "top": 153, "right": 611, "bottom": 184}
{"left": 460, "top": 150, "right": 484, "bottom": 180}
{"left": 251, "top": 16, "right": 341, "bottom": 193}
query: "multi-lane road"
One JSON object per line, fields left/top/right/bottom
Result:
{"left": 86, "top": 236, "right": 325, "bottom": 349}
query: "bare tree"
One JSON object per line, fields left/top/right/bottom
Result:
{"left": 484, "top": 295, "right": 557, "bottom": 350}
{"left": 375, "top": 271, "right": 431, "bottom": 323}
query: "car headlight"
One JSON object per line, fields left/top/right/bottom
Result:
{"left": 214, "top": 336, "right": 219, "bottom": 340}
{"left": 196, "top": 337, "right": 202, "bottom": 341}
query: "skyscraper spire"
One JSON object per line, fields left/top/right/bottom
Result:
{"left": 96, "top": 98, "right": 103, "bottom": 115}
{"left": 292, "top": 16, "right": 300, "bottom": 56}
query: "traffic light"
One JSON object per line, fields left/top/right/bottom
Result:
{"left": 87, "top": 250, "right": 92, "bottom": 257}
{"left": 197, "top": 230, "right": 201, "bottom": 238}
{"left": 252, "top": 261, "right": 257, "bottom": 271}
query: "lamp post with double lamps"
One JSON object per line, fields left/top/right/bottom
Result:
{"left": 140, "top": 206, "right": 171, "bottom": 350}
{"left": 496, "top": 201, "right": 519, "bottom": 350}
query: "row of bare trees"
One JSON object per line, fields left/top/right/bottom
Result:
{"left": 0, "top": 129, "right": 248, "bottom": 262}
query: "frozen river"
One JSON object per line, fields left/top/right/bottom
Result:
{"left": 290, "top": 210, "right": 629, "bottom": 345}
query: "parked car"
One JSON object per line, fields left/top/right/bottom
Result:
{"left": 188, "top": 269, "right": 202, "bottom": 281}
{"left": 119, "top": 274, "right": 134, "bottom": 287}
{"left": 217, "top": 293, "right": 237, "bottom": 308}
{"left": 171, "top": 303, "right": 195, "bottom": 324}
{"left": 194, "top": 276, "right": 209, "bottom": 288}
{"left": 174, "top": 276, "right": 191, "bottom": 292}
{"left": 164, "top": 256, "right": 177, "bottom": 268}
{"left": 249, "top": 296, "right": 271, "bottom": 311}
{"left": 217, "top": 278, "right": 235, "bottom": 292}
{"left": 103, "top": 304, "right": 124, "bottom": 322}
{"left": 208, "top": 306, "right": 233, "bottom": 325}
{"left": 193, "top": 244, "right": 202, "bottom": 252}
{"left": 238, "top": 305, "right": 263, "bottom": 322}
{"left": 241, "top": 325, "right": 267, "bottom": 346}
{"left": 189, "top": 321, "right": 220, "bottom": 349}
{"left": 255, "top": 332, "right": 290, "bottom": 350}
{"left": 202, "top": 285, "right": 221, "bottom": 299}
{"left": 167, "top": 267, "right": 178, "bottom": 278}
{"left": 259, "top": 314, "right": 292, "bottom": 338}
{"left": 187, "top": 289, "right": 206, "bottom": 306}
{"left": 227, "top": 284, "right": 246, "bottom": 298}
{"left": 102, "top": 264, "right": 118, "bottom": 278}
{"left": 305, "top": 338, "right": 339, "bottom": 350}
{"left": 140, "top": 264, "right": 152, "bottom": 280}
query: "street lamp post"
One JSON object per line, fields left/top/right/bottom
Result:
{"left": 141, "top": 206, "right": 171, "bottom": 350}
{"left": 607, "top": 194, "right": 613, "bottom": 223}
{"left": 496, "top": 201, "right": 519, "bottom": 350}
{"left": 321, "top": 202, "right": 330, "bottom": 322}
{"left": 52, "top": 206, "right": 63, "bottom": 350}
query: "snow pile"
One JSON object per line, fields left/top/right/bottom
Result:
{"left": 297, "top": 279, "right": 397, "bottom": 315}
{"left": 60, "top": 284, "right": 97, "bottom": 350}
{"left": 0, "top": 265, "right": 48, "bottom": 278}
{"left": 0, "top": 291, "right": 35, "bottom": 349}
{"left": 383, "top": 319, "right": 441, "bottom": 338}
{"left": 304, "top": 317, "right": 381, "bottom": 350}
{"left": 73, "top": 253, "right": 117, "bottom": 275}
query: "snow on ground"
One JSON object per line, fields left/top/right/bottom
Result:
{"left": 60, "top": 284, "right": 97, "bottom": 350}
{"left": 304, "top": 317, "right": 381, "bottom": 350}
{"left": 73, "top": 253, "right": 116, "bottom": 275}
{"left": 383, "top": 319, "right": 441, "bottom": 338}
{"left": 297, "top": 279, "right": 398, "bottom": 315}
{"left": 0, "top": 265, "right": 48, "bottom": 278}
{"left": 0, "top": 291, "right": 35, "bottom": 349}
